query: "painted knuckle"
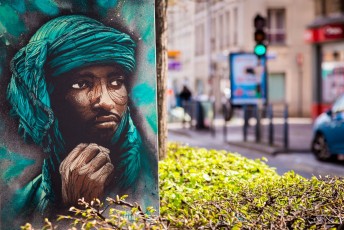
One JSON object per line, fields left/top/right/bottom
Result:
{"left": 78, "top": 143, "right": 88, "bottom": 148}
{"left": 77, "top": 166, "right": 90, "bottom": 175}
{"left": 83, "top": 144, "right": 102, "bottom": 156}
{"left": 98, "top": 152, "right": 111, "bottom": 162}
{"left": 106, "top": 162, "right": 114, "bottom": 172}
{"left": 99, "top": 146, "right": 110, "bottom": 154}
{"left": 87, "top": 173, "right": 98, "bottom": 182}
{"left": 88, "top": 143, "right": 100, "bottom": 149}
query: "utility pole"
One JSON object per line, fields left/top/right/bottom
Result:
{"left": 206, "top": 0, "right": 213, "bottom": 97}
{"left": 156, "top": 0, "right": 168, "bottom": 159}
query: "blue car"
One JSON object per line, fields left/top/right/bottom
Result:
{"left": 312, "top": 95, "right": 344, "bottom": 161}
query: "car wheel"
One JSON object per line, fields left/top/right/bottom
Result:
{"left": 312, "top": 133, "right": 333, "bottom": 161}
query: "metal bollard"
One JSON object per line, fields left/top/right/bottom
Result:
{"left": 222, "top": 103, "right": 228, "bottom": 142}
{"left": 255, "top": 105, "right": 261, "bottom": 143}
{"left": 191, "top": 101, "right": 196, "bottom": 129}
{"left": 223, "top": 120, "right": 227, "bottom": 142}
{"left": 283, "top": 104, "right": 289, "bottom": 149}
{"left": 243, "top": 105, "right": 248, "bottom": 142}
{"left": 181, "top": 101, "right": 186, "bottom": 128}
{"left": 211, "top": 101, "right": 216, "bottom": 137}
{"left": 268, "top": 104, "right": 274, "bottom": 146}
{"left": 188, "top": 101, "right": 192, "bottom": 128}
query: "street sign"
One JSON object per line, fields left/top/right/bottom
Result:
{"left": 168, "top": 50, "right": 182, "bottom": 71}
{"left": 229, "top": 52, "right": 268, "bottom": 105}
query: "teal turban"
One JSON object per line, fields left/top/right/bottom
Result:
{"left": 7, "top": 15, "right": 136, "bottom": 162}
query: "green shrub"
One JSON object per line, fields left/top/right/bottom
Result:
{"left": 23, "top": 143, "right": 344, "bottom": 229}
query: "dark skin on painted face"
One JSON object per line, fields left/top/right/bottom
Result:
{"left": 51, "top": 64, "right": 128, "bottom": 149}
{"left": 50, "top": 64, "right": 128, "bottom": 206}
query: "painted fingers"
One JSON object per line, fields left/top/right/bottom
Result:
{"left": 59, "top": 143, "right": 114, "bottom": 206}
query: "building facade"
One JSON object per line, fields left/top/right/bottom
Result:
{"left": 168, "top": 0, "right": 315, "bottom": 117}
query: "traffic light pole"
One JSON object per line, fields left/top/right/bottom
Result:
{"left": 253, "top": 14, "right": 267, "bottom": 57}
{"left": 253, "top": 14, "right": 268, "bottom": 143}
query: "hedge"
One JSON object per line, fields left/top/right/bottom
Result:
{"left": 23, "top": 143, "right": 344, "bottom": 229}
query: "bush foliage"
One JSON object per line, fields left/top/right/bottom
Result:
{"left": 23, "top": 143, "right": 344, "bottom": 229}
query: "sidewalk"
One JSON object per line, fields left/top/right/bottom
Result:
{"left": 168, "top": 117, "right": 313, "bottom": 155}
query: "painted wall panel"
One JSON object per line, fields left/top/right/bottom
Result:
{"left": 0, "top": 1, "right": 158, "bottom": 228}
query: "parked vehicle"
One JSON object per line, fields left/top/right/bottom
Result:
{"left": 311, "top": 94, "right": 344, "bottom": 161}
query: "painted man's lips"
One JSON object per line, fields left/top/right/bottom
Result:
{"left": 94, "top": 114, "right": 120, "bottom": 129}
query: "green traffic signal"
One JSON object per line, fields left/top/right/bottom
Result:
{"left": 254, "top": 44, "right": 267, "bottom": 56}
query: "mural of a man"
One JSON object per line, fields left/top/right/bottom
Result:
{"left": 4, "top": 15, "right": 157, "bottom": 222}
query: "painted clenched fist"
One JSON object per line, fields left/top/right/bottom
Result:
{"left": 59, "top": 143, "right": 114, "bottom": 206}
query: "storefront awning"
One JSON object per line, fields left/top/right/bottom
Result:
{"left": 305, "top": 16, "right": 344, "bottom": 43}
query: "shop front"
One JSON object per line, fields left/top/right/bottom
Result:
{"left": 305, "top": 19, "right": 344, "bottom": 119}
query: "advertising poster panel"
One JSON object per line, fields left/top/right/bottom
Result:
{"left": 229, "top": 53, "right": 267, "bottom": 105}
{"left": 322, "top": 61, "right": 344, "bottom": 103}
{"left": 0, "top": 1, "right": 158, "bottom": 228}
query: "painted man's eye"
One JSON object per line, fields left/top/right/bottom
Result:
{"left": 109, "top": 77, "right": 124, "bottom": 87}
{"left": 71, "top": 81, "right": 90, "bottom": 89}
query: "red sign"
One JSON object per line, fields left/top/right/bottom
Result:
{"left": 321, "top": 24, "right": 344, "bottom": 40}
{"left": 305, "top": 24, "right": 344, "bottom": 43}
{"left": 304, "top": 28, "right": 319, "bottom": 42}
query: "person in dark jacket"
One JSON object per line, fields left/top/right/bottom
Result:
{"left": 179, "top": 85, "right": 192, "bottom": 103}
{"left": 179, "top": 85, "right": 192, "bottom": 125}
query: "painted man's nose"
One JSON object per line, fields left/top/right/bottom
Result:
{"left": 94, "top": 89, "right": 114, "bottom": 111}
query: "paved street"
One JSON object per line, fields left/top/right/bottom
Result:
{"left": 168, "top": 117, "right": 344, "bottom": 178}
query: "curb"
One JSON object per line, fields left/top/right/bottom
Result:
{"left": 168, "top": 128, "right": 192, "bottom": 137}
{"left": 227, "top": 141, "right": 312, "bottom": 155}
{"left": 227, "top": 141, "right": 276, "bottom": 155}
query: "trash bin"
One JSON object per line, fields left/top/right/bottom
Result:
{"left": 222, "top": 100, "right": 233, "bottom": 122}
{"left": 196, "top": 101, "right": 205, "bottom": 129}
{"left": 195, "top": 100, "right": 214, "bottom": 130}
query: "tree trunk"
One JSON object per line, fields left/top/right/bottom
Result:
{"left": 155, "top": 0, "right": 168, "bottom": 160}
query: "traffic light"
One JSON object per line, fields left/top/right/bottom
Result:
{"left": 254, "top": 44, "right": 267, "bottom": 56}
{"left": 253, "top": 14, "right": 267, "bottom": 57}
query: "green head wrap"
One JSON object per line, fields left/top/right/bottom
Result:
{"left": 7, "top": 15, "right": 136, "bottom": 162}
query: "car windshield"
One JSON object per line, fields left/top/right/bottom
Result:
{"left": 332, "top": 95, "right": 344, "bottom": 113}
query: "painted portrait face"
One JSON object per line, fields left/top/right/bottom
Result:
{"left": 50, "top": 64, "right": 128, "bottom": 149}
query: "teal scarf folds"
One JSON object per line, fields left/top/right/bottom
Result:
{"left": 4, "top": 15, "right": 142, "bottom": 223}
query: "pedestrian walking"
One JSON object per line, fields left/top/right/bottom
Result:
{"left": 179, "top": 85, "right": 192, "bottom": 126}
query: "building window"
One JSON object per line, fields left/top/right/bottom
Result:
{"left": 326, "top": 0, "right": 343, "bottom": 16}
{"left": 315, "top": 0, "right": 326, "bottom": 16}
{"left": 267, "top": 9, "right": 286, "bottom": 45}
{"left": 315, "top": 0, "right": 344, "bottom": 17}
{"left": 268, "top": 73, "right": 285, "bottom": 103}
{"left": 195, "top": 24, "right": 205, "bottom": 56}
